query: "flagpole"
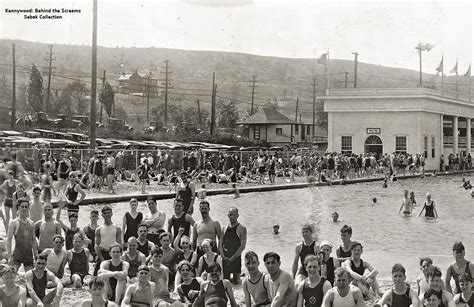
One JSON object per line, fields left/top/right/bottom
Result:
{"left": 441, "top": 54, "right": 444, "bottom": 91}
{"left": 456, "top": 58, "right": 459, "bottom": 95}
{"left": 469, "top": 63, "right": 472, "bottom": 102}
{"left": 326, "top": 49, "right": 330, "bottom": 92}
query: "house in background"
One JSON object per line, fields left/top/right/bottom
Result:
{"left": 237, "top": 107, "right": 327, "bottom": 148}
{"left": 118, "top": 71, "right": 159, "bottom": 96}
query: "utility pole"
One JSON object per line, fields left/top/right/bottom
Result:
{"left": 45, "top": 44, "right": 55, "bottom": 113}
{"left": 100, "top": 70, "right": 105, "bottom": 122}
{"left": 146, "top": 73, "right": 151, "bottom": 124}
{"left": 90, "top": 0, "right": 97, "bottom": 149}
{"left": 295, "top": 97, "right": 299, "bottom": 122}
{"left": 292, "top": 97, "right": 299, "bottom": 144}
{"left": 160, "top": 60, "right": 171, "bottom": 127}
{"left": 210, "top": 72, "right": 216, "bottom": 135}
{"left": 1, "top": 74, "right": 6, "bottom": 105}
{"left": 11, "top": 43, "right": 16, "bottom": 129}
{"left": 352, "top": 52, "right": 358, "bottom": 88}
{"left": 312, "top": 77, "right": 317, "bottom": 142}
{"left": 248, "top": 75, "right": 259, "bottom": 115}
{"left": 196, "top": 99, "right": 201, "bottom": 128}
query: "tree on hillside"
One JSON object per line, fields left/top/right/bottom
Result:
{"left": 217, "top": 99, "right": 239, "bottom": 128}
{"left": 54, "top": 88, "right": 72, "bottom": 115}
{"left": 245, "top": 105, "right": 259, "bottom": 118}
{"left": 316, "top": 100, "right": 328, "bottom": 129}
{"left": 151, "top": 104, "right": 184, "bottom": 127}
{"left": 26, "top": 63, "right": 43, "bottom": 112}
{"left": 66, "top": 81, "right": 88, "bottom": 114}
{"left": 99, "top": 81, "right": 115, "bottom": 117}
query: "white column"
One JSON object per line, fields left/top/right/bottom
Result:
{"left": 453, "top": 116, "right": 459, "bottom": 154}
{"left": 440, "top": 114, "right": 444, "bottom": 163}
{"left": 467, "top": 118, "right": 471, "bottom": 155}
{"left": 328, "top": 113, "right": 334, "bottom": 151}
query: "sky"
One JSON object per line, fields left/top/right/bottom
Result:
{"left": 0, "top": 0, "right": 472, "bottom": 74}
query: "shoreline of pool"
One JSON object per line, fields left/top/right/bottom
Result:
{"left": 52, "top": 170, "right": 473, "bottom": 206}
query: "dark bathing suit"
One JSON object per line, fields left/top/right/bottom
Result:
{"left": 448, "top": 261, "right": 472, "bottom": 293}
{"left": 124, "top": 212, "right": 143, "bottom": 242}
{"left": 299, "top": 241, "right": 317, "bottom": 276}
{"left": 391, "top": 287, "right": 412, "bottom": 307}
{"left": 303, "top": 277, "right": 326, "bottom": 307}
{"left": 423, "top": 200, "right": 435, "bottom": 217}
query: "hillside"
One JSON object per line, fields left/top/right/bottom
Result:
{"left": 0, "top": 39, "right": 471, "bottom": 124}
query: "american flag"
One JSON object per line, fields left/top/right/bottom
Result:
{"left": 435, "top": 57, "right": 443, "bottom": 74}
{"left": 317, "top": 53, "right": 328, "bottom": 65}
{"left": 450, "top": 60, "right": 458, "bottom": 74}
{"left": 464, "top": 64, "right": 471, "bottom": 77}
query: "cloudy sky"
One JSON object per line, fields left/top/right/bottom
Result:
{"left": 1, "top": 0, "right": 472, "bottom": 73}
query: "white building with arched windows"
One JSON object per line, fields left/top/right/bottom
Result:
{"left": 320, "top": 88, "right": 474, "bottom": 170}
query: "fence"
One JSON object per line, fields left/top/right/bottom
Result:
{"left": 0, "top": 147, "right": 322, "bottom": 174}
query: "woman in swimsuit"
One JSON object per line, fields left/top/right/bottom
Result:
{"left": 417, "top": 193, "right": 438, "bottom": 218}
{"left": 197, "top": 239, "right": 223, "bottom": 281}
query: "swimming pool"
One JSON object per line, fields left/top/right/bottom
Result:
{"left": 63, "top": 174, "right": 474, "bottom": 284}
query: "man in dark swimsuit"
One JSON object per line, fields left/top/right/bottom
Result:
{"left": 25, "top": 255, "right": 63, "bottom": 306}
{"left": 336, "top": 225, "right": 353, "bottom": 263}
{"left": 176, "top": 172, "right": 196, "bottom": 214}
{"left": 219, "top": 207, "right": 247, "bottom": 284}
{"left": 292, "top": 224, "right": 319, "bottom": 285}
{"left": 296, "top": 254, "right": 332, "bottom": 307}
{"left": 453, "top": 273, "right": 474, "bottom": 307}
{"left": 445, "top": 242, "right": 474, "bottom": 294}
{"left": 194, "top": 262, "right": 238, "bottom": 307}
{"left": 378, "top": 263, "right": 419, "bottom": 307}
{"left": 343, "top": 241, "right": 381, "bottom": 298}
{"left": 167, "top": 198, "right": 195, "bottom": 239}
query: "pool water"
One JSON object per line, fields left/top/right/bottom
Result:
{"left": 65, "top": 174, "right": 474, "bottom": 285}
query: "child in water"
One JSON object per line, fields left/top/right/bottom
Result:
{"left": 273, "top": 224, "right": 280, "bottom": 234}
{"left": 332, "top": 212, "right": 340, "bottom": 222}
{"left": 383, "top": 178, "right": 388, "bottom": 188}
{"left": 231, "top": 183, "right": 240, "bottom": 198}
{"left": 410, "top": 191, "right": 417, "bottom": 206}
{"left": 372, "top": 197, "right": 378, "bottom": 205}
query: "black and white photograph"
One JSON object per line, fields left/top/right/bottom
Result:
{"left": 0, "top": 0, "right": 473, "bottom": 306}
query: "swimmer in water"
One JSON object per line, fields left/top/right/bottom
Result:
{"left": 372, "top": 197, "right": 378, "bottom": 205}
{"left": 273, "top": 224, "right": 280, "bottom": 234}
{"left": 332, "top": 212, "right": 340, "bottom": 222}
{"left": 417, "top": 193, "right": 438, "bottom": 218}
{"left": 471, "top": 190, "right": 474, "bottom": 198}
{"left": 398, "top": 190, "right": 413, "bottom": 216}
{"left": 410, "top": 191, "right": 417, "bottom": 206}
{"left": 231, "top": 183, "right": 240, "bottom": 198}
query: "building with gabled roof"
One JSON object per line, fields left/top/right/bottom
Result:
{"left": 118, "top": 71, "right": 159, "bottom": 96}
{"left": 237, "top": 107, "right": 327, "bottom": 148}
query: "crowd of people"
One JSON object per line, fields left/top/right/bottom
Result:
{"left": 0, "top": 150, "right": 472, "bottom": 307}
{"left": 1, "top": 148, "right": 444, "bottom": 200}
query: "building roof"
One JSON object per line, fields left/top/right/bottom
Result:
{"left": 237, "top": 107, "right": 296, "bottom": 125}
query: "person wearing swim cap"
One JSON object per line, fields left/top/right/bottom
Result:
{"left": 319, "top": 241, "right": 340, "bottom": 286}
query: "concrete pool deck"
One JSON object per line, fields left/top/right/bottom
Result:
{"left": 54, "top": 170, "right": 473, "bottom": 206}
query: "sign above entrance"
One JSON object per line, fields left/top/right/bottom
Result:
{"left": 367, "top": 128, "right": 380, "bottom": 134}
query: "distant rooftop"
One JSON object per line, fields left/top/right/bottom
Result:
{"left": 237, "top": 107, "right": 295, "bottom": 125}
{"left": 320, "top": 88, "right": 473, "bottom": 104}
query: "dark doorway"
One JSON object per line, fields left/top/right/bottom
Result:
{"left": 365, "top": 135, "right": 383, "bottom": 155}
